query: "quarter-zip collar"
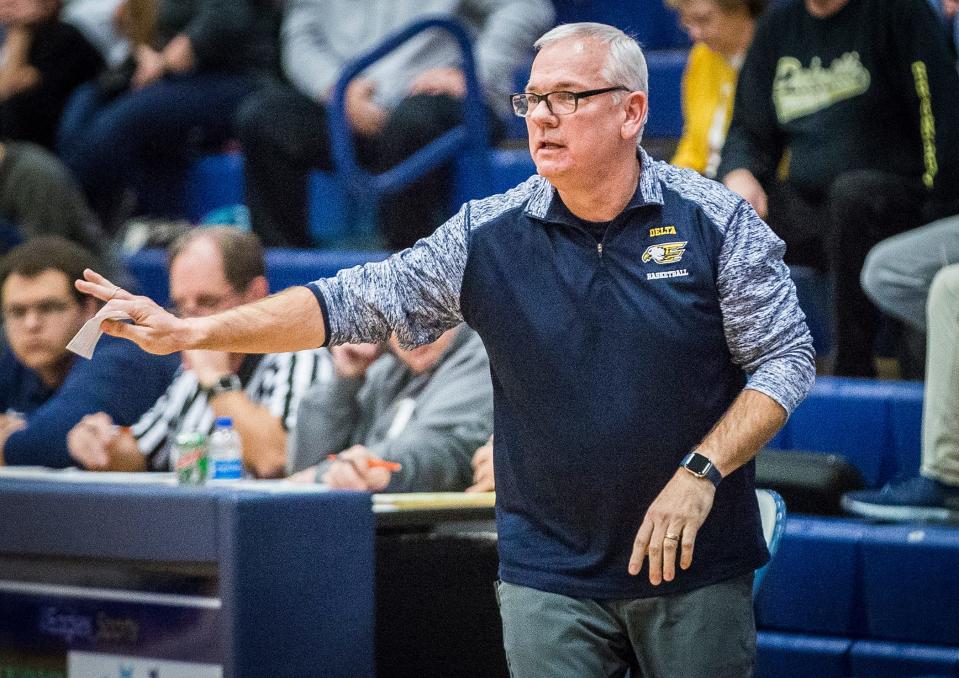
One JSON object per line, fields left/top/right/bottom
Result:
{"left": 524, "top": 147, "right": 665, "bottom": 228}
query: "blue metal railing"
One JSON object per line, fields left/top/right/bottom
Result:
{"left": 327, "top": 16, "right": 493, "bottom": 203}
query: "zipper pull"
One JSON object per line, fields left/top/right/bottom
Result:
{"left": 597, "top": 242, "right": 604, "bottom": 257}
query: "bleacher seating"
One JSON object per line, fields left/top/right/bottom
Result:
{"left": 757, "top": 516, "right": 867, "bottom": 637}
{"left": 767, "top": 376, "right": 924, "bottom": 488}
{"left": 751, "top": 374, "right": 953, "bottom": 678}
{"left": 120, "top": 255, "right": 955, "bottom": 678}
{"left": 757, "top": 516, "right": 959, "bottom": 677}
{"left": 860, "top": 524, "right": 959, "bottom": 645}
{"left": 183, "top": 13, "right": 691, "bottom": 248}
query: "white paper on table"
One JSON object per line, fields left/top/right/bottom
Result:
{"left": 66, "top": 308, "right": 132, "bottom": 359}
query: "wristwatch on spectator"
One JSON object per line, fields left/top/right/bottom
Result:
{"left": 679, "top": 450, "right": 723, "bottom": 487}
{"left": 206, "top": 373, "right": 242, "bottom": 398}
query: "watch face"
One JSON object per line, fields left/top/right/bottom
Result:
{"left": 212, "top": 374, "right": 241, "bottom": 394}
{"left": 684, "top": 453, "right": 712, "bottom": 476}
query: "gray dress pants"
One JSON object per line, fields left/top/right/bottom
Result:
{"left": 497, "top": 573, "right": 755, "bottom": 678}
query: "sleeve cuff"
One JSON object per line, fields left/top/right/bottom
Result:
{"left": 304, "top": 283, "right": 331, "bottom": 347}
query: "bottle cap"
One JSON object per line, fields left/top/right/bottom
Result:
{"left": 215, "top": 416, "right": 233, "bottom": 428}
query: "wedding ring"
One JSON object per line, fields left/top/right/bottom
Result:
{"left": 664, "top": 533, "right": 680, "bottom": 542}
{"left": 108, "top": 286, "right": 119, "bottom": 300}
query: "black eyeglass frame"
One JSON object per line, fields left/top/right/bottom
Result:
{"left": 510, "top": 86, "right": 630, "bottom": 117}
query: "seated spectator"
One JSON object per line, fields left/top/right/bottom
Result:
{"left": 56, "top": 0, "right": 277, "bottom": 231}
{"left": 466, "top": 434, "right": 494, "bottom": 493}
{"left": 842, "top": 263, "right": 959, "bottom": 522}
{"left": 666, "top": 0, "right": 766, "bottom": 179}
{"left": 0, "top": 236, "right": 177, "bottom": 466}
{"left": 0, "top": 140, "right": 113, "bottom": 257}
{"left": 67, "top": 227, "right": 331, "bottom": 477}
{"left": 0, "top": 0, "right": 104, "bottom": 150}
{"left": 719, "top": 0, "right": 959, "bottom": 377}
{"left": 236, "top": 0, "right": 555, "bottom": 249}
{"left": 287, "top": 324, "right": 493, "bottom": 492}
{"left": 861, "top": 214, "right": 959, "bottom": 334}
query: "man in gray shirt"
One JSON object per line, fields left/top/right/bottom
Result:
{"left": 288, "top": 324, "right": 492, "bottom": 492}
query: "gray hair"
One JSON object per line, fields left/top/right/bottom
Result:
{"left": 534, "top": 23, "right": 649, "bottom": 95}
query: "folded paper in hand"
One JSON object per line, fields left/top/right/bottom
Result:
{"left": 67, "top": 308, "right": 132, "bottom": 359}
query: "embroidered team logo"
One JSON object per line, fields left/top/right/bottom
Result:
{"left": 642, "top": 241, "right": 687, "bottom": 265}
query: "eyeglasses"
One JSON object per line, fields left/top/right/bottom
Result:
{"left": 510, "top": 86, "right": 630, "bottom": 117}
{"left": 2, "top": 299, "right": 76, "bottom": 325}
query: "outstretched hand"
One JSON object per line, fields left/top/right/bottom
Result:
{"left": 75, "top": 269, "right": 194, "bottom": 355}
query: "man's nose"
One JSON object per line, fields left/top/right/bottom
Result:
{"left": 527, "top": 98, "right": 556, "bottom": 124}
{"left": 22, "top": 308, "right": 44, "bottom": 329}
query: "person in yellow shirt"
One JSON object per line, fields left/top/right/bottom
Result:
{"left": 666, "top": 0, "right": 766, "bottom": 177}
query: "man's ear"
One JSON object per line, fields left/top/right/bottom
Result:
{"left": 621, "top": 90, "right": 648, "bottom": 140}
{"left": 243, "top": 275, "right": 269, "bottom": 303}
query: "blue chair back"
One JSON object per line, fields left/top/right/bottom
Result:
{"left": 327, "top": 16, "right": 492, "bottom": 204}
{"left": 755, "top": 488, "right": 787, "bottom": 597}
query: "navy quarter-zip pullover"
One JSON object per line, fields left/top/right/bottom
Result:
{"left": 309, "top": 149, "right": 815, "bottom": 599}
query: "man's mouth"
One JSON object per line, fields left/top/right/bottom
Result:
{"left": 538, "top": 141, "right": 564, "bottom": 150}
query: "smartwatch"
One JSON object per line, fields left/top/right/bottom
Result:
{"left": 679, "top": 451, "right": 723, "bottom": 487}
{"left": 207, "top": 373, "right": 242, "bottom": 398}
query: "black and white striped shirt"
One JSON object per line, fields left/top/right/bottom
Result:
{"left": 132, "top": 348, "right": 332, "bottom": 470}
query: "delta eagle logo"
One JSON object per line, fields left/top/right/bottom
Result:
{"left": 641, "top": 241, "right": 687, "bottom": 265}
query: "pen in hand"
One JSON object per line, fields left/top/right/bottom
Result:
{"left": 326, "top": 454, "right": 402, "bottom": 473}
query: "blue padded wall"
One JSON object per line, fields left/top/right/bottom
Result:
{"left": 756, "top": 632, "right": 851, "bottom": 678}
{"left": 849, "top": 640, "right": 959, "bottom": 678}
{"left": 756, "top": 516, "right": 866, "bottom": 636}
{"left": 860, "top": 524, "right": 959, "bottom": 645}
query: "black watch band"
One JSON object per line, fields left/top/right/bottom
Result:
{"left": 207, "top": 373, "right": 242, "bottom": 398}
{"left": 679, "top": 451, "right": 723, "bottom": 487}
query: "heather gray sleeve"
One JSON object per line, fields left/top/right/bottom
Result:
{"left": 717, "top": 200, "right": 815, "bottom": 415}
{"left": 308, "top": 205, "right": 470, "bottom": 348}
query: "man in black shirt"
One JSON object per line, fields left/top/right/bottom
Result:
{"left": 720, "top": 0, "right": 959, "bottom": 376}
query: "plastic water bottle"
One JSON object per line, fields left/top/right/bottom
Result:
{"left": 209, "top": 417, "right": 244, "bottom": 482}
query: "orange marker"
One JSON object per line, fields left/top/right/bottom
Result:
{"left": 326, "top": 454, "right": 402, "bottom": 473}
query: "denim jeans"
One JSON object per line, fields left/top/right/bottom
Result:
{"left": 57, "top": 72, "right": 259, "bottom": 227}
